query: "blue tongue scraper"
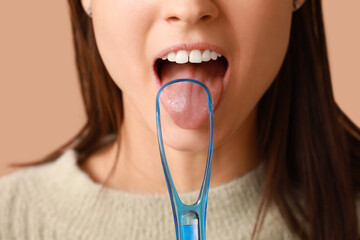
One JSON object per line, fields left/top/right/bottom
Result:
{"left": 156, "top": 78, "right": 214, "bottom": 240}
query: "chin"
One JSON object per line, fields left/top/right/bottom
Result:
{"left": 161, "top": 126, "right": 212, "bottom": 153}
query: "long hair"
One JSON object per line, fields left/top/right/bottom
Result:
{"left": 13, "top": 0, "right": 360, "bottom": 239}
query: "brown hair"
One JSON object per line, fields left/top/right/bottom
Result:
{"left": 13, "top": 0, "right": 360, "bottom": 239}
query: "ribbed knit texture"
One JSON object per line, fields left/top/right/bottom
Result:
{"left": 1, "top": 148, "right": 353, "bottom": 240}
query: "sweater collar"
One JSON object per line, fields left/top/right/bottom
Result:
{"left": 33, "top": 148, "right": 268, "bottom": 239}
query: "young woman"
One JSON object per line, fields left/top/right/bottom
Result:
{"left": 1, "top": 0, "right": 359, "bottom": 239}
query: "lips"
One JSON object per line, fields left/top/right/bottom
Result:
{"left": 152, "top": 43, "right": 231, "bottom": 129}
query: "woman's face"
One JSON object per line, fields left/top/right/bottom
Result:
{"left": 85, "top": 0, "right": 294, "bottom": 151}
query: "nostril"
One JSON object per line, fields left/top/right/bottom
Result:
{"left": 200, "top": 15, "right": 212, "bottom": 22}
{"left": 167, "top": 16, "right": 180, "bottom": 23}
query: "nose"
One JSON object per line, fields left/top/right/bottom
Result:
{"left": 161, "top": 0, "right": 219, "bottom": 25}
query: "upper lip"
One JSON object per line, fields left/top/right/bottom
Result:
{"left": 154, "top": 42, "right": 228, "bottom": 62}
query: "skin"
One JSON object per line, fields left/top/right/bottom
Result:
{"left": 80, "top": 0, "right": 305, "bottom": 194}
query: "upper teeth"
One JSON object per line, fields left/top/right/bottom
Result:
{"left": 161, "top": 49, "right": 222, "bottom": 64}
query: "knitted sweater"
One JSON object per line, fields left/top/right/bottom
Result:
{"left": 0, "top": 149, "right": 357, "bottom": 240}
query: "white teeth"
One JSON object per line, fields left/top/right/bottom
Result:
{"left": 189, "top": 50, "right": 202, "bottom": 63}
{"left": 202, "top": 50, "right": 211, "bottom": 62}
{"left": 168, "top": 52, "right": 176, "bottom": 62}
{"left": 161, "top": 49, "right": 223, "bottom": 64}
{"left": 211, "top": 51, "right": 218, "bottom": 60}
{"left": 176, "top": 50, "right": 188, "bottom": 64}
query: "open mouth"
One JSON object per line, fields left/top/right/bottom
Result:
{"left": 153, "top": 52, "right": 230, "bottom": 129}
{"left": 154, "top": 56, "right": 228, "bottom": 81}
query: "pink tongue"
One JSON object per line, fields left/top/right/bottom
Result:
{"left": 160, "top": 61, "right": 226, "bottom": 129}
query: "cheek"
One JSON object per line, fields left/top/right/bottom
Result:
{"left": 213, "top": 0, "right": 292, "bottom": 139}
{"left": 91, "top": 0, "right": 157, "bottom": 95}
{"left": 229, "top": 0, "right": 292, "bottom": 92}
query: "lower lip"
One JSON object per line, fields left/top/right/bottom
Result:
{"left": 152, "top": 60, "right": 232, "bottom": 112}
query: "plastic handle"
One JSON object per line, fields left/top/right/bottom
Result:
{"left": 155, "top": 78, "right": 214, "bottom": 240}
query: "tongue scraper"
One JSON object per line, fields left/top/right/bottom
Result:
{"left": 156, "top": 78, "right": 214, "bottom": 240}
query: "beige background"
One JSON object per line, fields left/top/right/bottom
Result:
{"left": 0, "top": 1, "right": 359, "bottom": 175}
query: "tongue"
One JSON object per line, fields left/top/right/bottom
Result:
{"left": 160, "top": 60, "right": 226, "bottom": 129}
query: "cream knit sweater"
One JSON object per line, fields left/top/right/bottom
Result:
{"left": 0, "top": 149, "right": 358, "bottom": 240}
